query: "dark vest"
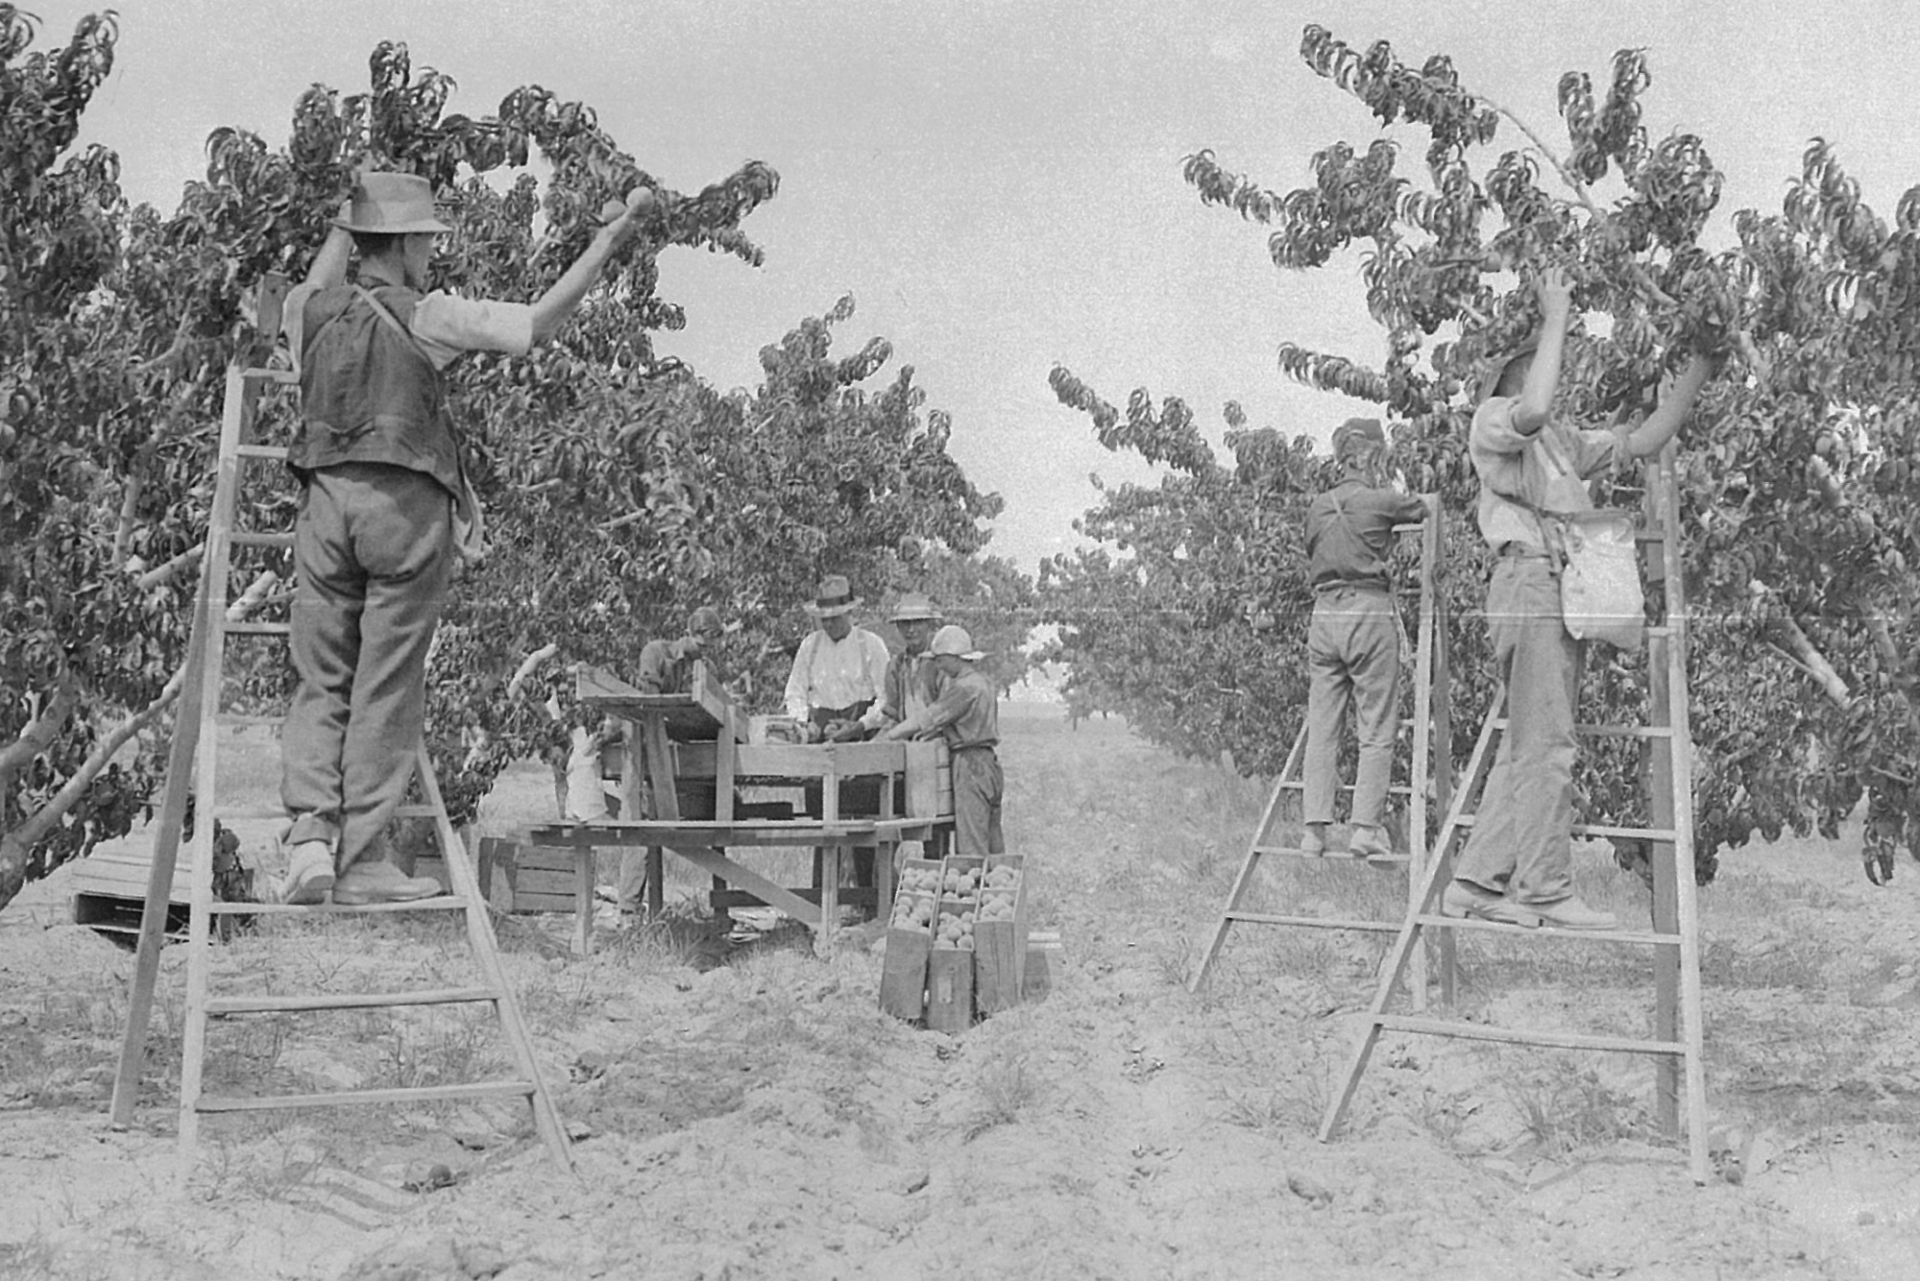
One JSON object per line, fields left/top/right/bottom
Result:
{"left": 291, "top": 284, "right": 462, "bottom": 499}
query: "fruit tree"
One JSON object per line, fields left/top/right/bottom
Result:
{"left": 1045, "top": 25, "right": 1920, "bottom": 884}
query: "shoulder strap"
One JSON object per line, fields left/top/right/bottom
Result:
{"left": 352, "top": 285, "right": 439, "bottom": 373}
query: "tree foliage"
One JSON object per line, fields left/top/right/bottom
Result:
{"left": 1046, "top": 25, "right": 1920, "bottom": 884}
{"left": 1, "top": 14, "right": 1014, "bottom": 909}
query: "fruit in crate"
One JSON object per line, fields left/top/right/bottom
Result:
{"left": 986, "top": 865, "right": 1020, "bottom": 889}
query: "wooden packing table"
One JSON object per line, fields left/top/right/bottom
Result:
{"left": 539, "top": 664, "right": 952, "bottom": 954}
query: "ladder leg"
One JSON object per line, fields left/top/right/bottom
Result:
{"left": 111, "top": 595, "right": 211, "bottom": 1127}
{"left": 415, "top": 749, "right": 574, "bottom": 1170}
{"left": 1189, "top": 726, "right": 1305, "bottom": 992}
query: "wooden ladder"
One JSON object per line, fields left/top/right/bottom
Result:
{"left": 107, "top": 313, "right": 572, "bottom": 1167}
{"left": 1318, "top": 450, "right": 1710, "bottom": 1183}
{"left": 1190, "top": 497, "right": 1453, "bottom": 1005}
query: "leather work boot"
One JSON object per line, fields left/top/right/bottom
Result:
{"left": 1439, "top": 878, "right": 1505, "bottom": 920}
{"left": 278, "top": 840, "right": 336, "bottom": 906}
{"left": 331, "top": 859, "right": 442, "bottom": 906}
{"left": 1299, "top": 823, "right": 1329, "bottom": 856}
{"left": 1527, "top": 896, "right": 1619, "bottom": 932}
{"left": 1347, "top": 825, "right": 1395, "bottom": 864}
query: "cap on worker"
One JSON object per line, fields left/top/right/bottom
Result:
{"left": 687, "top": 606, "right": 723, "bottom": 636}
{"left": 805, "top": 574, "right": 861, "bottom": 618}
{"left": 333, "top": 172, "right": 451, "bottom": 236}
{"left": 1331, "top": 417, "right": 1386, "bottom": 460}
{"left": 928, "top": 624, "right": 984, "bottom": 661}
{"left": 1476, "top": 331, "right": 1541, "bottom": 405}
{"left": 888, "top": 592, "right": 943, "bottom": 624}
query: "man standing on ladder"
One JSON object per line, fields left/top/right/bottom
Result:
{"left": 1301, "top": 417, "right": 1429, "bottom": 863}
{"left": 278, "top": 172, "right": 648, "bottom": 905}
{"left": 1442, "top": 266, "right": 1719, "bottom": 931}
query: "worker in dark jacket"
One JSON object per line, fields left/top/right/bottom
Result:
{"left": 1300, "top": 417, "right": 1429, "bottom": 862}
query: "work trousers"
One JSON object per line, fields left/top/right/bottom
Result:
{"left": 1454, "top": 557, "right": 1582, "bottom": 904}
{"left": 1302, "top": 586, "right": 1401, "bottom": 829}
{"left": 952, "top": 746, "right": 1005, "bottom": 857}
{"left": 282, "top": 463, "right": 453, "bottom": 870}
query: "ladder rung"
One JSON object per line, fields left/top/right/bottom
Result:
{"left": 1375, "top": 1014, "right": 1684, "bottom": 1057}
{"left": 1446, "top": 816, "right": 1679, "bottom": 842}
{"left": 196, "top": 1080, "right": 535, "bottom": 1114}
{"left": 231, "top": 531, "right": 295, "bottom": 549}
{"left": 1577, "top": 723, "right": 1674, "bottom": 739}
{"left": 223, "top": 621, "right": 291, "bottom": 636}
{"left": 391, "top": 804, "right": 443, "bottom": 819}
{"left": 207, "top": 895, "right": 467, "bottom": 916}
{"left": 1413, "top": 914, "right": 1680, "bottom": 946}
{"left": 235, "top": 443, "right": 290, "bottom": 460}
{"left": 1226, "top": 911, "right": 1400, "bottom": 934}
{"left": 238, "top": 367, "right": 300, "bottom": 385}
{"left": 216, "top": 713, "right": 283, "bottom": 727}
{"left": 213, "top": 805, "right": 285, "bottom": 821}
{"left": 1273, "top": 783, "right": 1417, "bottom": 796}
{"left": 207, "top": 986, "right": 497, "bottom": 1016}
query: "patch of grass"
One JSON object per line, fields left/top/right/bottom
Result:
{"left": 964, "top": 1051, "right": 1038, "bottom": 1139}
{"left": 1504, "top": 1064, "right": 1649, "bottom": 1156}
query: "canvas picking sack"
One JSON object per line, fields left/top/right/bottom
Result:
{"left": 1555, "top": 509, "right": 1644, "bottom": 648}
{"left": 1521, "top": 429, "right": 1644, "bottom": 648}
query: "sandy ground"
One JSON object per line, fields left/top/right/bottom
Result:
{"left": 4, "top": 708, "right": 1920, "bottom": 1280}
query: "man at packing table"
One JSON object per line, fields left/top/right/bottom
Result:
{"left": 882, "top": 625, "right": 1004, "bottom": 857}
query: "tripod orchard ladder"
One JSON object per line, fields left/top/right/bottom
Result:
{"left": 1317, "top": 448, "right": 1710, "bottom": 1184}
{"left": 1190, "top": 496, "right": 1453, "bottom": 1004}
{"left": 108, "top": 282, "right": 571, "bottom": 1166}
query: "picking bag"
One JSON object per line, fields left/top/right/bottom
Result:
{"left": 1556, "top": 510, "right": 1644, "bottom": 648}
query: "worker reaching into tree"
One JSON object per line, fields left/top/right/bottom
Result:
{"left": 1300, "top": 417, "right": 1429, "bottom": 863}
{"left": 277, "top": 172, "right": 649, "bottom": 906}
{"left": 1443, "top": 265, "right": 1720, "bottom": 932}
{"left": 882, "top": 624, "right": 1004, "bottom": 857}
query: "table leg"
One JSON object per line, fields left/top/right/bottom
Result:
{"left": 572, "top": 847, "right": 594, "bottom": 956}
{"left": 646, "top": 846, "right": 663, "bottom": 920}
{"left": 876, "top": 840, "right": 897, "bottom": 917}
{"left": 817, "top": 845, "right": 841, "bottom": 955}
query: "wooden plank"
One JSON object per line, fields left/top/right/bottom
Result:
{"left": 735, "top": 741, "right": 908, "bottom": 779}
{"left": 665, "top": 846, "right": 823, "bottom": 926}
{"left": 905, "top": 741, "right": 944, "bottom": 817}
{"left": 513, "top": 868, "right": 582, "bottom": 896}
{"left": 1376, "top": 1015, "right": 1684, "bottom": 1056}
{"left": 974, "top": 922, "right": 1020, "bottom": 1015}
{"left": 576, "top": 663, "right": 725, "bottom": 740}
{"left": 878, "top": 928, "right": 933, "bottom": 1021}
{"left": 206, "top": 987, "right": 496, "bottom": 1015}
{"left": 197, "top": 1080, "right": 536, "bottom": 1113}
{"left": 925, "top": 948, "right": 974, "bottom": 1033}
{"left": 510, "top": 893, "right": 579, "bottom": 914}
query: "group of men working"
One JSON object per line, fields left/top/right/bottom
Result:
{"left": 272, "top": 169, "right": 1710, "bottom": 935}
{"left": 1306, "top": 265, "right": 1717, "bottom": 932}
{"left": 268, "top": 169, "right": 1003, "bottom": 909}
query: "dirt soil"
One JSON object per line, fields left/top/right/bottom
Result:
{"left": 4, "top": 708, "right": 1920, "bottom": 1280}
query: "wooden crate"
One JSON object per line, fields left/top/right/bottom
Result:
{"left": 973, "top": 854, "right": 1028, "bottom": 1015}
{"left": 879, "top": 859, "right": 942, "bottom": 1021}
{"left": 71, "top": 839, "right": 195, "bottom": 941}
{"left": 905, "top": 740, "right": 953, "bottom": 818}
{"left": 479, "top": 839, "right": 588, "bottom": 914}
{"left": 925, "top": 948, "right": 974, "bottom": 1034}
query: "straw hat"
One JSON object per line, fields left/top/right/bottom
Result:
{"left": 333, "top": 172, "right": 451, "bottom": 236}
{"left": 887, "top": 592, "right": 943, "bottom": 624}
{"left": 1331, "top": 417, "right": 1385, "bottom": 460}
{"left": 804, "top": 574, "right": 861, "bottom": 618}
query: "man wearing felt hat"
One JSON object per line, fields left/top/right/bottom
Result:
{"left": 782, "top": 575, "right": 893, "bottom": 743}
{"left": 843, "top": 591, "right": 945, "bottom": 742}
{"left": 1443, "top": 265, "right": 1720, "bottom": 932}
{"left": 1300, "top": 417, "right": 1430, "bottom": 864}
{"left": 276, "top": 171, "right": 649, "bottom": 906}
{"left": 882, "top": 624, "right": 1004, "bottom": 857}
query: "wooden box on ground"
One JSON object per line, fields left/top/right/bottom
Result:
{"left": 478, "top": 837, "right": 587, "bottom": 914}
{"left": 924, "top": 856, "right": 984, "bottom": 1032}
{"left": 973, "top": 854, "right": 1029, "bottom": 1016}
{"left": 71, "top": 836, "right": 193, "bottom": 941}
{"left": 879, "top": 858, "right": 943, "bottom": 1021}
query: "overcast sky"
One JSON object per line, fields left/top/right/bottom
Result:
{"left": 36, "top": 0, "right": 1919, "bottom": 571}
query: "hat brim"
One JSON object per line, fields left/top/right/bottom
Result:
{"left": 889, "top": 609, "right": 942, "bottom": 623}
{"left": 806, "top": 599, "right": 862, "bottom": 618}
{"left": 332, "top": 215, "right": 452, "bottom": 235}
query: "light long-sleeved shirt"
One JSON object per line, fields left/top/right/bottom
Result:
{"left": 635, "top": 637, "right": 697, "bottom": 695}
{"left": 1469, "top": 397, "right": 1627, "bottom": 551}
{"left": 783, "top": 627, "right": 892, "bottom": 722}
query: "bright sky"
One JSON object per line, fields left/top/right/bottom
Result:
{"left": 38, "top": 0, "right": 1919, "bottom": 571}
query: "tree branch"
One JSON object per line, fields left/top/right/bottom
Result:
{"left": 0, "top": 679, "right": 82, "bottom": 778}
{"left": 135, "top": 545, "right": 203, "bottom": 591}
{"left": 0, "top": 664, "right": 185, "bottom": 855}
